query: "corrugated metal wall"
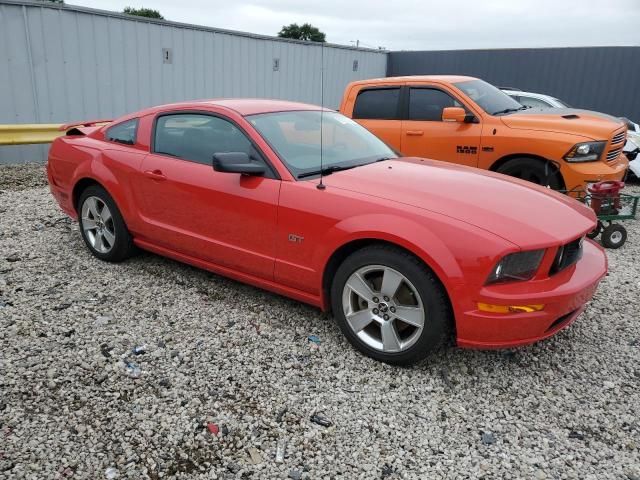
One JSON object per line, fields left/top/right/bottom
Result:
{"left": 388, "top": 47, "right": 640, "bottom": 123}
{"left": 0, "top": 0, "right": 387, "bottom": 164}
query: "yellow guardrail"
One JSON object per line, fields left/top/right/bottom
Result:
{"left": 0, "top": 124, "right": 65, "bottom": 145}
{"left": 0, "top": 120, "right": 112, "bottom": 146}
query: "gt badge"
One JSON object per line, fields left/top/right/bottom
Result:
{"left": 288, "top": 234, "right": 304, "bottom": 244}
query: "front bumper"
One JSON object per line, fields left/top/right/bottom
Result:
{"left": 456, "top": 239, "right": 607, "bottom": 349}
{"left": 561, "top": 157, "right": 628, "bottom": 191}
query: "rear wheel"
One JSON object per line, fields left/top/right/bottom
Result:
{"left": 78, "top": 185, "right": 135, "bottom": 262}
{"left": 330, "top": 245, "right": 451, "bottom": 366}
{"left": 496, "top": 158, "right": 563, "bottom": 190}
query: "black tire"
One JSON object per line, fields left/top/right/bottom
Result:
{"left": 77, "top": 185, "right": 135, "bottom": 262}
{"left": 496, "top": 158, "right": 564, "bottom": 190}
{"left": 601, "top": 224, "right": 627, "bottom": 249}
{"left": 330, "top": 244, "right": 452, "bottom": 366}
{"left": 587, "top": 221, "right": 602, "bottom": 240}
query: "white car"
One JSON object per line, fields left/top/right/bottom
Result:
{"left": 625, "top": 122, "right": 640, "bottom": 178}
{"left": 500, "top": 88, "right": 572, "bottom": 109}
{"left": 501, "top": 88, "right": 639, "bottom": 178}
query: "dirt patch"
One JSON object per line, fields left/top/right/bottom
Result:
{"left": 0, "top": 164, "right": 47, "bottom": 191}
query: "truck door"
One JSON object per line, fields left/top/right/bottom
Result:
{"left": 401, "top": 86, "right": 482, "bottom": 167}
{"left": 349, "top": 86, "right": 403, "bottom": 152}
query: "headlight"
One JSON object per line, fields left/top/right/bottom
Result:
{"left": 564, "top": 141, "right": 606, "bottom": 162}
{"left": 486, "top": 249, "right": 545, "bottom": 284}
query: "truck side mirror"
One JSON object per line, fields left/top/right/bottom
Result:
{"left": 442, "top": 107, "right": 467, "bottom": 123}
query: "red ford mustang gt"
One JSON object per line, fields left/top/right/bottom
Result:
{"left": 47, "top": 99, "right": 607, "bottom": 365}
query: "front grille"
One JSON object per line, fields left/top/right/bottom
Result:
{"left": 606, "top": 147, "right": 622, "bottom": 162}
{"left": 611, "top": 129, "right": 626, "bottom": 146}
{"left": 550, "top": 237, "right": 584, "bottom": 275}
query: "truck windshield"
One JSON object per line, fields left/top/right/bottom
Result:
{"left": 454, "top": 79, "right": 525, "bottom": 116}
{"left": 247, "top": 111, "right": 397, "bottom": 179}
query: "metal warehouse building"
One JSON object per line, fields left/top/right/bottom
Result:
{"left": 1, "top": 0, "right": 638, "bottom": 165}
{"left": 0, "top": 0, "right": 387, "bottom": 163}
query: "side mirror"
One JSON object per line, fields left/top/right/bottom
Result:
{"left": 442, "top": 107, "right": 467, "bottom": 123}
{"left": 212, "top": 152, "right": 266, "bottom": 176}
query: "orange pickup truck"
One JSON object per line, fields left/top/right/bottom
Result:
{"left": 339, "top": 75, "right": 628, "bottom": 190}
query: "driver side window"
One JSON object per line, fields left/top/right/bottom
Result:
{"left": 408, "top": 88, "right": 462, "bottom": 121}
{"left": 153, "top": 113, "right": 261, "bottom": 166}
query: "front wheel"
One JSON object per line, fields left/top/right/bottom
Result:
{"left": 330, "top": 245, "right": 451, "bottom": 366}
{"left": 496, "top": 158, "right": 564, "bottom": 190}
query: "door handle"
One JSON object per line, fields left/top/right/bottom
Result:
{"left": 144, "top": 169, "right": 166, "bottom": 181}
{"left": 405, "top": 130, "right": 424, "bottom": 136}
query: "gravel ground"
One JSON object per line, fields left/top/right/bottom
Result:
{"left": 1, "top": 165, "right": 639, "bottom": 480}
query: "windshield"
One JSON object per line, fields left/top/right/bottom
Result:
{"left": 454, "top": 79, "right": 524, "bottom": 115}
{"left": 247, "top": 111, "right": 397, "bottom": 179}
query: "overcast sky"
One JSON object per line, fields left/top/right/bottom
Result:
{"left": 69, "top": 0, "right": 639, "bottom": 51}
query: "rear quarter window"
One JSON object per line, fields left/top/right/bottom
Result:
{"left": 352, "top": 88, "right": 401, "bottom": 120}
{"left": 105, "top": 119, "right": 138, "bottom": 145}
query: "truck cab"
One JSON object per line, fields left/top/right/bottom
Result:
{"left": 339, "top": 76, "right": 628, "bottom": 191}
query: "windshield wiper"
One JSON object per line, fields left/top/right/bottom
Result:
{"left": 298, "top": 157, "right": 394, "bottom": 179}
{"left": 492, "top": 106, "right": 528, "bottom": 115}
{"left": 297, "top": 164, "right": 359, "bottom": 179}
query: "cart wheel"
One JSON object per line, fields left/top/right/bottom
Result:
{"left": 587, "top": 221, "right": 602, "bottom": 239}
{"left": 601, "top": 224, "right": 627, "bottom": 249}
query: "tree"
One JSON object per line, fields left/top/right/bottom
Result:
{"left": 278, "top": 23, "right": 326, "bottom": 42}
{"left": 123, "top": 7, "right": 164, "bottom": 19}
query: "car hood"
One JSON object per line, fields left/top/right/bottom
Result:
{"left": 323, "top": 158, "right": 596, "bottom": 248}
{"left": 500, "top": 108, "right": 625, "bottom": 139}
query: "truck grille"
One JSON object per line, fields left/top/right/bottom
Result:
{"left": 550, "top": 237, "right": 584, "bottom": 275}
{"left": 606, "top": 147, "right": 622, "bottom": 162}
{"left": 604, "top": 128, "right": 626, "bottom": 163}
{"left": 611, "top": 130, "right": 626, "bottom": 146}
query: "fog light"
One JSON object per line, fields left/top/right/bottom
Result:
{"left": 477, "top": 303, "right": 545, "bottom": 314}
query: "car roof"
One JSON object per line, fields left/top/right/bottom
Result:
{"left": 132, "top": 98, "right": 329, "bottom": 118}
{"left": 348, "top": 75, "right": 478, "bottom": 86}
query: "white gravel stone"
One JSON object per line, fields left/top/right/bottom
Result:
{"left": 1, "top": 165, "right": 639, "bottom": 479}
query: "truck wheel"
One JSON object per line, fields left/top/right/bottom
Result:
{"left": 496, "top": 158, "right": 563, "bottom": 190}
{"left": 601, "top": 224, "right": 627, "bottom": 249}
{"left": 330, "top": 244, "right": 452, "bottom": 366}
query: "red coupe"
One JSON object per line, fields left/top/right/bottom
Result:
{"left": 47, "top": 99, "right": 607, "bottom": 365}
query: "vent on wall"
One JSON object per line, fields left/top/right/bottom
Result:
{"left": 273, "top": 58, "right": 280, "bottom": 72}
{"left": 353, "top": 60, "right": 359, "bottom": 72}
{"left": 162, "top": 48, "right": 172, "bottom": 64}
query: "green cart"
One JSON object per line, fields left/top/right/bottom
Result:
{"left": 577, "top": 191, "right": 640, "bottom": 248}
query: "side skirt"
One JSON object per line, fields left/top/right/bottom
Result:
{"left": 133, "top": 238, "right": 323, "bottom": 309}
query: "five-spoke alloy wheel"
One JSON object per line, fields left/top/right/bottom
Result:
{"left": 78, "top": 185, "right": 135, "bottom": 262}
{"left": 332, "top": 245, "right": 451, "bottom": 365}
{"left": 81, "top": 196, "right": 116, "bottom": 254}
{"left": 342, "top": 265, "right": 425, "bottom": 353}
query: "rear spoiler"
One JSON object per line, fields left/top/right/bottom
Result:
{"left": 59, "top": 119, "right": 113, "bottom": 131}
